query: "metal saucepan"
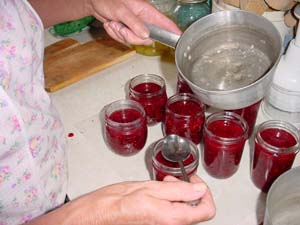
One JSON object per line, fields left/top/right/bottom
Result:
{"left": 147, "top": 10, "right": 282, "bottom": 109}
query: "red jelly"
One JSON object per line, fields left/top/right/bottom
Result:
{"left": 227, "top": 100, "right": 261, "bottom": 137}
{"left": 129, "top": 74, "right": 167, "bottom": 126}
{"left": 251, "top": 120, "right": 299, "bottom": 192}
{"left": 104, "top": 100, "right": 147, "bottom": 156}
{"left": 176, "top": 74, "right": 194, "bottom": 94}
{"left": 152, "top": 138, "right": 199, "bottom": 181}
{"left": 202, "top": 112, "right": 248, "bottom": 178}
{"left": 164, "top": 93, "right": 205, "bottom": 144}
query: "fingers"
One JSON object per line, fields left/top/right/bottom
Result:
{"left": 103, "top": 21, "right": 153, "bottom": 45}
{"left": 161, "top": 175, "right": 216, "bottom": 224}
{"left": 140, "top": 179, "right": 207, "bottom": 203}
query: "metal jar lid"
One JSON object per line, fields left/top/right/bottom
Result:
{"left": 179, "top": 0, "right": 207, "bottom": 3}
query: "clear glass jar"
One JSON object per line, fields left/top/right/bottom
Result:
{"left": 133, "top": 0, "right": 176, "bottom": 56}
{"left": 129, "top": 74, "right": 168, "bottom": 125}
{"left": 202, "top": 111, "right": 248, "bottom": 179}
{"left": 176, "top": 73, "right": 194, "bottom": 94}
{"left": 103, "top": 99, "right": 148, "bottom": 156}
{"left": 172, "top": 0, "right": 211, "bottom": 31}
{"left": 250, "top": 120, "right": 299, "bottom": 193}
{"left": 163, "top": 93, "right": 205, "bottom": 144}
{"left": 226, "top": 100, "right": 261, "bottom": 137}
{"left": 152, "top": 136, "right": 199, "bottom": 181}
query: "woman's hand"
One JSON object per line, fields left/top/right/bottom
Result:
{"left": 88, "top": 0, "right": 182, "bottom": 45}
{"left": 27, "top": 175, "right": 215, "bottom": 225}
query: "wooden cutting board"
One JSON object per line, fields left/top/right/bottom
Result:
{"left": 44, "top": 36, "right": 136, "bottom": 92}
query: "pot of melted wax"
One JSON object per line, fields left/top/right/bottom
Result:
{"left": 146, "top": 10, "right": 282, "bottom": 110}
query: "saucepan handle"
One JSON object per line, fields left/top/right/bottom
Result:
{"left": 145, "top": 23, "right": 180, "bottom": 49}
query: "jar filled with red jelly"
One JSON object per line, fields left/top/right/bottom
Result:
{"left": 226, "top": 100, "right": 261, "bottom": 137}
{"left": 103, "top": 99, "right": 148, "bottom": 156}
{"left": 202, "top": 111, "right": 248, "bottom": 179}
{"left": 163, "top": 93, "right": 205, "bottom": 144}
{"left": 152, "top": 137, "right": 199, "bottom": 181}
{"left": 129, "top": 74, "right": 167, "bottom": 126}
{"left": 176, "top": 74, "right": 194, "bottom": 94}
{"left": 250, "top": 120, "right": 299, "bottom": 192}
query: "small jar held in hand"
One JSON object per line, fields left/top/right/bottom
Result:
{"left": 152, "top": 137, "right": 199, "bottom": 181}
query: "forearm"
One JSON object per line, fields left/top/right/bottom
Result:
{"left": 24, "top": 193, "right": 108, "bottom": 225}
{"left": 28, "top": 0, "right": 93, "bottom": 28}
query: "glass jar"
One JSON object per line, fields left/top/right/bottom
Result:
{"left": 172, "top": 0, "right": 211, "bottom": 31}
{"left": 226, "top": 100, "right": 261, "bottom": 137}
{"left": 133, "top": 0, "right": 176, "bottom": 56}
{"left": 176, "top": 73, "right": 194, "bottom": 94}
{"left": 103, "top": 99, "right": 148, "bottom": 156}
{"left": 163, "top": 93, "right": 205, "bottom": 144}
{"left": 129, "top": 74, "right": 168, "bottom": 125}
{"left": 202, "top": 111, "right": 248, "bottom": 179}
{"left": 250, "top": 120, "right": 299, "bottom": 193}
{"left": 152, "top": 136, "right": 199, "bottom": 181}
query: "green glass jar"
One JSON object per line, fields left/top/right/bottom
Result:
{"left": 172, "top": 0, "right": 211, "bottom": 31}
{"left": 133, "top": 0, "right": 176, "bottom": 56}
{"left": 50, "top": 16, "right": 95, "bottom": 37}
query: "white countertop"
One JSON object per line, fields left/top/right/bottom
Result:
{"left": 46, "top": 29, "right": 299, "bottom": 225}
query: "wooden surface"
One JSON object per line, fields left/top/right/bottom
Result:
{"left": 44, "top": 37, "right": 136, "bottom": 92}
{"left": 240, "top": 0, "right": 269, "bottom": 14}
{"left": 265, "top": 0, "right": 296, "bottom": 10}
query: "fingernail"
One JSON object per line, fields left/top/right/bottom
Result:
{"left": 193, "top": 183, "right": 207, "bottom": 194}
{"left": 140, "top": 29, "right": 149, "bottom": 39}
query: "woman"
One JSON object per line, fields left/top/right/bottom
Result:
{"left": 0, "top": 0, "right": 215, "bottom": 224}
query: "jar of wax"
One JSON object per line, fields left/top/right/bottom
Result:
{"left": 172, "top": 0, "right": 211, "bottom": 31}
{"left": 163, "top": 93, "right": 205, "bottom": 144}
{"left": 202, "top": 111, "right": 248, "bottom": 178}
{"left": 251, "top": 120, "right": 299, "bottom": 193}
{"left": 129, "top": 74, "right": 168, "bottom": 125}
{"left": 133, "top": 0, "right": 176, "bottom": 56}
{"left": 103, "top": 99, "right": 148, "bottom": 156}
{"left": 152, "top": 136, "right": 199, "bottom": 181}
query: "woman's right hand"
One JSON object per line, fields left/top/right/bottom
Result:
{"left": 27, "top": 175, "right": 215, "bottom": 225}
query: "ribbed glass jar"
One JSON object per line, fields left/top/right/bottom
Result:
{"left": 103, "top": 99, "right": 148, "bottom": 156}
{"left": 251, "top": 120, "right": 299, "bottom": 192}
{"left": 202, "top": 111, "right": 248, "bottom": 179}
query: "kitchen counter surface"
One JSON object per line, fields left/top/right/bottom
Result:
{"left": 46, "top": 29, "right": 299, "bottom": 225}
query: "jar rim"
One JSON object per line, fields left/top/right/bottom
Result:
{"left": 165, "top": 93, "right": 205, "bottom": 118}
{"left": 129, "top": 74, "right": 166, "bottom": 98}
{"left": 204, "top": 111, "right": 249, "bottom": 143}
{"left": 179, "top": 0, "right": 207, "bottom": 3}
{"left": 104, "top": 99, "right": 146, "bottom": 128}
{"left": 255, "top": 120, "right": 300, "bottom": 154}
